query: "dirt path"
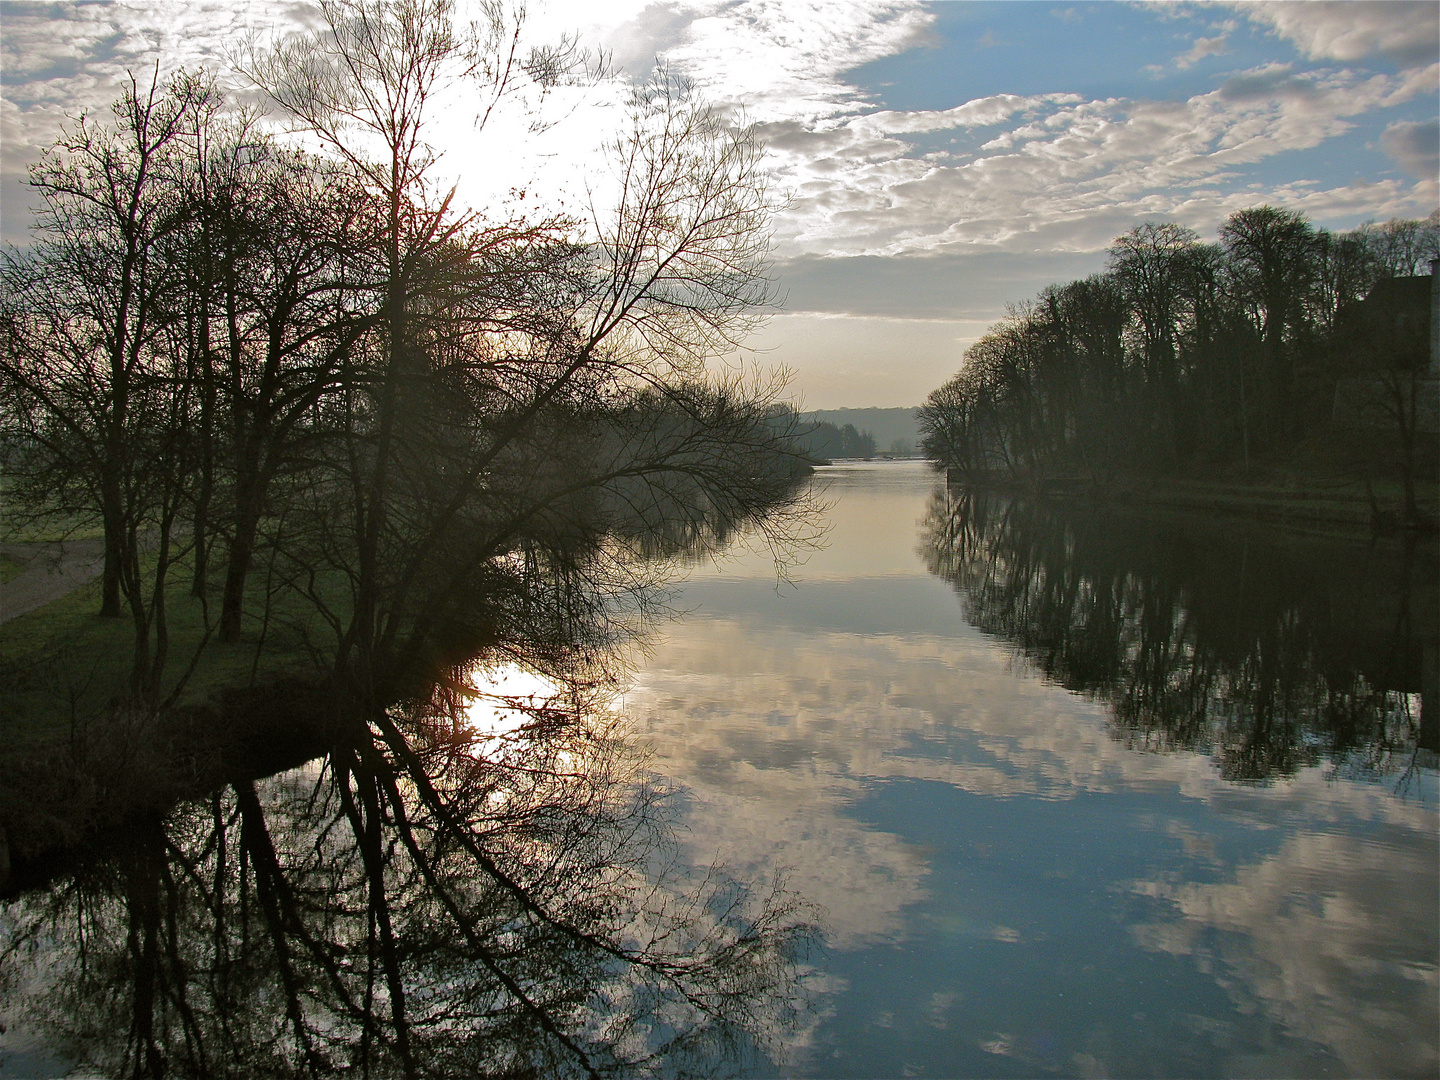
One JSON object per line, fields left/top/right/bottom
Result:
{"left": 0, "top": 539, "right": 106, "bottom": 625}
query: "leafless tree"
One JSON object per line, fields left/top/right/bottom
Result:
{"left": 2, "top": 71, "right": 219, "bottom": 618}
{"left": 1, "top": 71, "right": 222, "bottom": 697}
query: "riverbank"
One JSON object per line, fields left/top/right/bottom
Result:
{"left": 0, "top": 566, "right": 347, "bottom": 896}
{"left": 0, "top": 674, "right": 345, "bottom": 898}
{"left": 945, "top": 470, "right": 1440, "bottom": 539}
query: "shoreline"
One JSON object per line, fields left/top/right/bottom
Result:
{"left": 942, "top": 470, "right": 1440, "bottom": 540}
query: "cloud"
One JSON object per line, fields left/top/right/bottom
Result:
{"left": 4, "top": 0, "right": 1435, "bottom": 398}
{"left": 1176, "top": 30, "right": 1231, "bottom": 70}
{"left": 572, "top": 0, "right": 699, "bottom": 79}
{"left": 756, "top": 57, "right": 1436, "bottom": 262}
{"left": 655, "top": 1, "right": 936, "bottom": 123}
{"left": 1230, "top": 0, "right": 1440, "bottom": 70}
{"left": 1218, "top": 63, "right": 1316, "bottom": 101}
{"left": 851, "top": 93, "right": 1081, "bottom": 137}
{"left": 1380, "top": 118, "right": 1440, "bottom": 180}
{"left": 0, "top": 0, "right": 317, "bottom": 244}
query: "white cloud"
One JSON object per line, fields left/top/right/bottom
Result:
{"left": 4, "top": 0, "right": 1436, "bottom": 400}
{"left": 1176, "top": 30, "right": 1231, "bottom": 70}
{"left": 0, "top": 0, "right": 316, "bottom": 243}
{"left": 655, "top": 0, "right": 935, "bottom": 123}
{"left": 1230, "top": 0, "right": 1439, "bottom": 70}
{"left": 7, "top": 3, "right": 1433, "bottom": 260}
{"left": 0, "top": 1, "right": 936, "bottom": 244}
{"left": 754, "top": 60, "right": 1437, "bottom": 262}
{"left": 845, "top": 93, "right": 1082, "bottom": 139}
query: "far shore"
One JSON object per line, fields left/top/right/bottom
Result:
{"left": 940, "top": 469, "right": 1440, "bottom": 539}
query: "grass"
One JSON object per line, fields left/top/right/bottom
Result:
{"left": 0, "top": 553, "right": 25, "bottom": 584}
{"left": 0, "top": 489, "right": 107, "bottom": 543}
{"left": 1099, "top": 473, "right": 1439, "bottom": 539}
{"left": 0, "top": 519, "right": 107, "bottom": 543}
{"left": 0, "top": 563, "right": 346, "bottom": 761}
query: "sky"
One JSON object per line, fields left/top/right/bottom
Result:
{"left": 2, "top": 1, "right": 1437, "bottom": 408}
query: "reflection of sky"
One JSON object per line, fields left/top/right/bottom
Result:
{"left": 628, "top": 461, "right": 1439, "bottom": 1078}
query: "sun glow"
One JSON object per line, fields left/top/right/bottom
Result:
{"left": 461, "top": 663, "right": 567, "bottom": 751}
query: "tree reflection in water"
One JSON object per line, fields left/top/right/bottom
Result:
{"left": 922, "top": 486, "right": 1438, "bottom": 783}
{"left": 1, "top": 453, "right": 823, "bottom": 1078}
{"left": 1, "top": 668, "right": 817, "bottom": 1078}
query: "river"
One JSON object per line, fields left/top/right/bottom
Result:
{"left": 629, "top": 459, "right": 1438, "bottom": 1078}
{"left": 1, "top": 460, "right": 1435, "bottom": 1079}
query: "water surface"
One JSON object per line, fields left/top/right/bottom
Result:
{"left": 1, "top": 461, "right": 1434, "bottom": 1079}
{"left": 628, "top": 460, "right": 1438, "bottom": 1079}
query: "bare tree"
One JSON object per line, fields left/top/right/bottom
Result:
{"left": 241, "top": 0, "right": 587, "bottom": 667}
{"left": 171, "top": 124, "right": 381, "bottom": 641}
{"left": 3, "top": 71, "right": 218, "bottom": 620}
{"left": 1109, "top": 222, "right": 1201, "bottom": 385}
{"left": 0, "top": 72, "right": 226, "bottom": 699}
{"left": 1360, "top": 213, "right": 1440, "bottom": 278}
{"left": 238, "top": 2, "right": 786, "bottom": 688}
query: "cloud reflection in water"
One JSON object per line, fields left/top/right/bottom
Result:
{"left": 628, "top": 461, "right": 1438, "bottom": 1077}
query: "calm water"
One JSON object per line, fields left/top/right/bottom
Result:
{"left": 629, "top": 460, "right": 1439, "bottom": 1079}
{"left": 2, "top": 460, "right": 1435, "bottom": 1078}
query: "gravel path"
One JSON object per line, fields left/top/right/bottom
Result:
{"left": 0, "top": 539, "right": 106, "bottom": 625}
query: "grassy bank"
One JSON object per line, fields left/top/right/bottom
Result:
{"left": 0, "top": 565, "right": 339, "bottom": 758}
{"left": 1096, "top": 475, "right": 1434, "bottom": 537}
{"left": 0, "top": 553, "right": 24, "bottom": 584}
{"left": 0, "top": 564, "right": 351, "bottom": 894}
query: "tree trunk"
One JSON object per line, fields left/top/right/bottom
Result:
{"left": 219, "top": 481, "right": 262, "bottom": 643}
{"left": 100, "top": 542, "right": 123, "bottom": 618}
{"left": 191, "top": 358, "right": 216, "bottom": 598}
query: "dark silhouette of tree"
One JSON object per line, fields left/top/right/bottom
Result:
{"left": 786, "top": 419, "right": 876, "bottom": 461}
{"left": 0, "top": 676, "right": 817, "bottom": 1078}
{"left": 167, "top": 122, "right": 382, "bottom": 641}
{"left": 1, "top": 0, "right": 805, "bottom": 711}
{"left": 1219, "top": 206, "right": 1319, "bottom": 442}
{"left": 1333, "top": 275, "right": 1436, "bottom": 526}
{"left": 1108, "top": 222, "right": 1202, "bottom": 462}
{"left": 1, "top": 72, "right": 222, "bottom": 697}
{"left": 918, "top": 207, "right": 1438, "bottom": 495}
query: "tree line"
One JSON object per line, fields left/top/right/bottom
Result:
{"left": 918, "top": 207, "right": 1438, "bottom": 511}
{"left": 765, "top": 411, "right": 877, "bottom": 461}
{"left": 0, "top": 0, "right": 808, "bottom": 707}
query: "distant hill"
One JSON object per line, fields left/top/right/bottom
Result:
{"left": 805, "top": 408, "right": 922, "bottom": 456}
